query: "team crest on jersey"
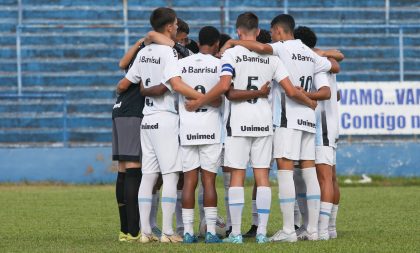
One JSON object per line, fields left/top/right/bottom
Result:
{"left": 291, "top": 53, "right": 315, "bottom": 62}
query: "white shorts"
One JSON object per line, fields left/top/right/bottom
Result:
{"left": 315, "top": 146, "right": 336, "bottom": 166}
{"left": 180, "top": 143, "right": 222, "bottom": 173}
{"left": 224, "top": 135, "right": 272, "bottom": 169}
{"left": 273, "top": 127, "right": 315, "bottom": 161}
{"left": 141, "top": 112, "right": 182, "bottom": 175}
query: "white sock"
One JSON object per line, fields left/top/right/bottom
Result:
{"left": 223, "top": 172, "right": 231, "bottom": 227}
{"left": 198, "top": 178, "right": 205, "bottom": 222}
{"left": 329, "top": 204, "right": 339, "bottom": 231}
{"left": 138, "top": 173, "right": 159, "bottom": 235}
{"left": 204, "top": 207, "right": 218, "bottom": 235}
{"left": 150, "top": 193, "right": 159, "bottom": 228}
{"left": 256, "top": 187, "right": 271, "bottom": 236}
{"left": 301, "top": 167, "right": 321, "bottom": 234}
{"left": 176, "top": 190, "right": 183, "bottom": 230}
{"left": 182, "top": 208, "right": 194, "bottom": 236}
{"left": 252, "top": 199, "right": 258, "bottom": 226}
{"left": 229, "top": 187, "right": 244, "bottom": 236}
{"left": 319, "top": 202, "right": 333, "bottom": 235}
{"left": 294, "top": 168, "right": 307, "bottom": 228}
{"left": 161, "top": 173, "right": 179, "bottom": 235}
{"left": 293, "top": 200, "right": 301, "bottom": 228}
{"left": 277, "top": 170, "right": 295, "bottom": 234}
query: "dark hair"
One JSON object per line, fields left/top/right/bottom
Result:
{"left": 271, "top": 14, "right": 295, "bottom": 34}
{"left": 236, "top": 12, "right": 258, "bottom": 30}
{"left": 257, "top": 29, "right": 271, "bottom": 43}
{"left": 199, "top": 26, "right": 220, "bottom": 47}
{"left": 294, "top": 26, "right": 317, "bottom": 48}
{"left": 219, "top": 33, "right": 231, "bottom": 50}
{"left": 150, "top": 7, "right": 177, "bottom": 32}
{"left": 186, "top": 39, "right": 199, "bottom": 54}
{"left": 177, "top": 18, "right": 189, "bottom": 34}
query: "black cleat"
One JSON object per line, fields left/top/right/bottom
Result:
{"left": 225, "top": 226, "right": 232, "bottom": 238}
{"left": 243, "top": 225, "right": 258, "bottom": 238}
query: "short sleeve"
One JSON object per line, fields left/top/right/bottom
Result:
{"left": 125, "top": 53, "right": 141, "bottom": 84}
{"left": 314, "top": 72, "right": 330, "bottom": 90}
{"left": 270, "top": 42, "right": 282, "bottom": 57}
{"left": 161, "top": 47, "right": 181, "bottom": 86}
{"left": 314, "top": 54, "right": 332, "bottom": 74}
{"left": 272, "top": 58, "right": 289, "bottom": 83}
{"left": 220, "top": 49, "right": 235, "bottom": 76}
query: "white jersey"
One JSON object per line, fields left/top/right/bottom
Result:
{"left": 271, "top": 39, "right": 332, "bottom": 133}
{"left": 178, "top": 53, "right": 222, "bottom": 145}
{"left": 315, "top": 72, "right": 339, "bottom": 148}
{"left": 221, "top": 45, "right": 289, "bottom": 137}
{"left": 125, "top": 44, "right": 180, "bottom": 116}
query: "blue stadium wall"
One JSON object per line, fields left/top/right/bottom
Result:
{"left": 1, "top": 141, "right": 419, "bottom": 183}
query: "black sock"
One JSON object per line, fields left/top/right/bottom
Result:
{"left": 116, "top": 172, "right": 128, "bottom": 234}
{"left": 124, "top": 168, "right": 142, "bottom": 237}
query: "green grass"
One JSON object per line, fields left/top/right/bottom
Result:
{"left": 0, "top": 184, "right": 419, "bottom": 253}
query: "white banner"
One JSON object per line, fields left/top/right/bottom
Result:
{"left": 338, "top": 82, "right": 420, "bottom": 135}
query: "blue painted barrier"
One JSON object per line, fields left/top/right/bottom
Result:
{"left": 0, "top": 141, "right": 419, "bottom": 183}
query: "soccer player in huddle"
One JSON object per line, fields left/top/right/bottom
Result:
{"left": 294, "top": 26, "right": 343, "bottom": 240}
{"left": 119, "top": 7, "right": 205, "bottom": 243}
{"left": 186, "top": 12, "right": 317, "bottom": 244}
{"left": 221, "top": 14, "right": 339, "bottom": 242}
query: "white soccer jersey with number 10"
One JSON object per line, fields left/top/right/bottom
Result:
{"left": 271, "top": 39, "right": 332, "bottom": 133}
{"left": 315, "top": 72, "right": 339, "bottom": 148}
{"left": 178, "top": 53, "right": 222, "bottom": 146}
{"left": 125, "top": 44, "right": 180, "bottom": 116}
{"left": 221, "top": 45, "right": 289, "bottom": 137}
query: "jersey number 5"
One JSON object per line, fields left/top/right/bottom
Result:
{"left": 194, "top": 85, "right": 207, "bottom": 112}
{"left": 247, "top": 76, "right": 258, "bottom": 104}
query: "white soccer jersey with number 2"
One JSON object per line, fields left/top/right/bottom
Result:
{"left": 221, "top": 45, "right": 289, "bottom": 137}
{"left": 178, "top": 53, "right": 222, "bottom": 145}
{"left": 125, "top": 44, "right": 180, "bottom": 116}
{"left": 271, "top": 39, "right": 332, "bottom": 133}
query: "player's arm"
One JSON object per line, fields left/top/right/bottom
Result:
{"left": 220, "top": 39, "right": 273, "bottom": 55}
{"left": 185, "top": 75, "right": 232, "bottom": 111}
{"left": 300, "top": 86, "right": 331, "bottom": 101}
{"left": 116, "top": 77, "right": 132, "bottom": 94}
{"left": 168, "top": 76, "right": 203, "bottom": 100}
{"left": 315, "top": 48, "right": 345, "bottom": 62}
{"left": 119, "top": 38, "right": 144, "bottom": 70}
{"left": 144, "top": 31, "right": 175, "bottom": 47}
{"left": 278, "top": 77, "right": 317, "bottom": 110}
{"left": 208, "top": 96, "right": 223, "bottom": 107}
{"left": 140, "top": 81, "right": 168, "bottom": 97}
{"left": 225, "top": 81, "right": 271, "bottom": 101}
{"left": 328, "top": 58, "right": 340, "bottom": 73}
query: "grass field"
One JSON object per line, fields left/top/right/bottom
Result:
{"left": 0, "top": 181, "right": 419, "bottom": 253}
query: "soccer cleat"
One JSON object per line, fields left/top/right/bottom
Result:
{"left": 243, "top": 224, "right": 258, "bottom": 238}
{"left": 183, "top": 233, "right": 198, "bottom": 243}
{"left": 329, "top": 229, "right": 337, "bottom": 239}
{"left": 318, "top": 232, "right": 330, "bottom": 241}
{"left": 295, "top": 226, "right": 306, "bottom": 237}
{"left": 297, "top": 230, "right": 318, "bottom": 241}
{"left": 139, "top": 233, "right": 158, "bottom": 243}
{"left": 152, "top": 226, "right": 162, "bottom": 238}
{"left": 223, "top": 233, "right": 243, "bottom": 244}
{"left": 205, "top": 232, "right": 222, "bottom": 243}
{"left": 225, "top": 226, "right": 232, "bottom": 237}
{"left": 118, "top": 231, "right": 128, "bottom": 242}
{"left": 126, "top": 233, "right": 141, "bottom": 242}
{"left": 269, "top": 230, "right": 297, "bottom": 242}
{"left": 256, "top": 234, "right": 269, "bottom": 244}
{"left": 160, "top": 233, "right": 183, "bottom": 243}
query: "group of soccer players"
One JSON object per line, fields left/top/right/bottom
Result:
{"left": 112, "top": 7, "right": 344, "bottom": 244}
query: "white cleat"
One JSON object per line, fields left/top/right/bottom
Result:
{"left": 269, "top": 230, "right": 297, "bottom": 242}
{"left": 328, "top": 229, "right": 337, "bottom": 239}
{"left": 297, "top": 230, "right": 318, "bottom": 241}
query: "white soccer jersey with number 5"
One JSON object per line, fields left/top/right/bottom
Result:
{"left": 125, "top": 44, "right": 180, "bottom": 116}
{"left": 178, "top": 53, "right": 222, "bottom": 145}
{"left": 221, "top": 45, "right": 289, "bottom": 137}
{"left": 271, "top": 39, "right": 332, "bottom": 133}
